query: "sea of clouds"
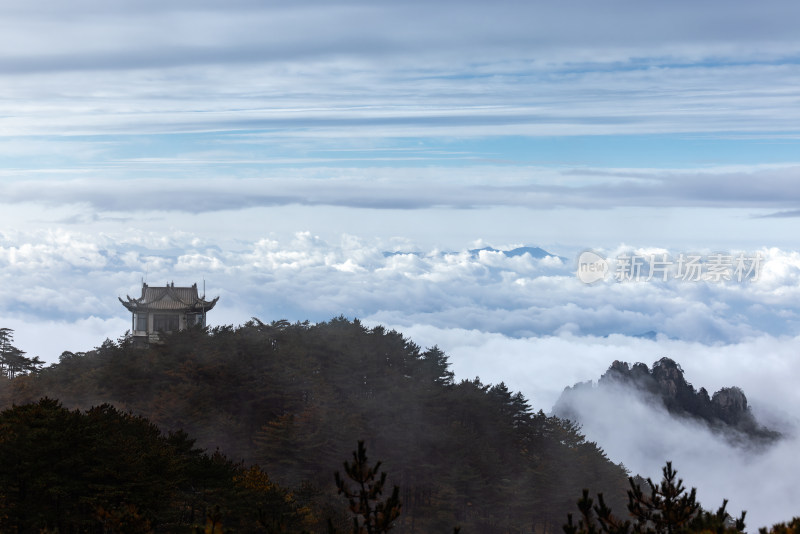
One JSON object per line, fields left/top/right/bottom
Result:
{"left": 3, "top": 228, "right": 799, "bottom": 349}
{"left": 2, "top": 228, "right": 800, "bottom": 527}
{"left": 400, "top": 326, "right": 800, "bottom": 529}
{"left": 2, "top": 0, "right": 800, "bottom": 528}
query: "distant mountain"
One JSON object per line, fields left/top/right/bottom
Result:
{"left": 381, "top": 250, "right": 422, "bottom": 257}
{"left": 553, "top": 357, "right": 780, "bottom": 445}
{"left": 383, "top": 245, "right": 564, "bottom": 260}
{"left": 468, "top": 246, "right": 559, "bottom": 259}
{"left": 632, "top": 330, "right": 659, "bottom": 340}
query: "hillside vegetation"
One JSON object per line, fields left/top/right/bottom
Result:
{"left": 1, "top": 318, "right": 630, "bottom": 533}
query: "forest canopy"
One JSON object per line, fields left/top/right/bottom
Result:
{"left": 0, "top": 318, "right": 631, "bottom": 533}
{"left": 2, "top": 318, "right": 794, "bottom": 532}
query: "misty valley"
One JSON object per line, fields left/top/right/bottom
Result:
{"left": 4, "top": 0, "right": 800, "bottom": 532}
{"left": 0, "top": 319, "right": 795, "bottom": 533}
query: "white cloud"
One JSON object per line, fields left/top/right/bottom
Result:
{"left": 555, "top": 380, "right": 800, "bottom": 530}
{"left": 1, "top": 228, "right": 799, "bottom": 354}
{"left": 1, "top": 2, "right": 800, "bottom": 155}
{"left": 6, "top": 164, "right": 800, "bottom": 217}
{"left": 381, "top": 325, "right": 800, "bottom": 529}
{"left": 1, "top": 2, "right": 800, "bottom": 523}
{"left": 0, "top": 226, "right": 799, "bottom": 525}
{"left": 3, "top": 315, "right": 129, "bottom": 359}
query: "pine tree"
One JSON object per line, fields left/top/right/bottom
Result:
{"left": 760, "top": 517, "right": 800, "bottom": 534}
{"left": 628, "top": 461, "right": 700, "bottom": 534}
{"left": 0, "top": 328, "right": 44, "bottom": 378}
{"left": 564, "top": 461, "right": 746, "bottom": 534}
{"left": 332, "top": 441, "right": 401, "bottom": 534}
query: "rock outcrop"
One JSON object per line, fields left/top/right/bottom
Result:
{"left": 554, "top": 357, "right": 779, "bottom": 445}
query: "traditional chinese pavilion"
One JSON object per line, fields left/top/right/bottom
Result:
{"left": 119, "top": 282, "right": 219, "bottom": 347}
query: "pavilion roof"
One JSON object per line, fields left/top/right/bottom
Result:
{"left": 119, "top": 283, "right": 218, "bottom": 313}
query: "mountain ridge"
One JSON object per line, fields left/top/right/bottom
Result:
{"left": 0, "top": 318, "right": 630, "bottom": 533}
{"left": 553, "top": 357, "right": 780, "bottom": 445}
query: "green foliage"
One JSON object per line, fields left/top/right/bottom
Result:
{"left": 1, "top": 319, "right": 797, "bottom": 532}
{"left": 0, "top": 398, "right": 175, "bottom": 531}
{"left": 332, "top": 441, "right": 402, "bottom": 534}
{"left": 627, "top": 461, "right": 702, "bottom": 534}
{"left": 2, "top": 317, "right": 632, "bottom": 533}
{"left": 0, "top": 327, "right": 43, "bottom": 378}
{"left": 564, "top": 462, "right": 746, "bottom": 534}
{"left": 760, "top": 517, "right": 800, "bottom": 534}
{"left": 234, "top": 464, "right": 315, "bottom": 532}
{"left": 0, "top": 398, "right": 307, "bottom": 533}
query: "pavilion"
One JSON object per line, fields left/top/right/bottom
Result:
{"left": 119, "top": 282, "right": 218, "bottom": 347}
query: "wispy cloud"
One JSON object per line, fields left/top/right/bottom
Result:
{"left": 4, "top": 164, "right": 800, "bottom": 214}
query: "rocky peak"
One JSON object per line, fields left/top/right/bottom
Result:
{"left": 713, "top": 386, "right": 747, "bottom": 409}
{"left": 553, "top": 357, "right": 779, "bottom": 444}
{"left": 712, "top": 387, "right": 748, "bottom": 425}
{"left": 599, "top": 360, "right": 633, "bottom": 383}
{"left": 651, "top": 358, "right": 688, "bottom": 398}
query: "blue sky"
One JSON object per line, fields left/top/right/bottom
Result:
{"left": 3, "top": 1, "right": 800, "bottom": 525}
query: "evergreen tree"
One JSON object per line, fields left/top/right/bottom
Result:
{"left": 332, "top": 441, "right": 401, "bottom": 534}
{"left": 0, "top": 327, "right": 44, "bottom": 378}
{"left": 3, "top": 317, "right": 633, "bottom": 533}
{"left": 564, "top": 461, "right": 746, "bottom": 534}
{"left": 0, "top": 398, "right": 308, "bottom": 532}
{"left": 760, "top": 517, "right": 800, "bottom": 534}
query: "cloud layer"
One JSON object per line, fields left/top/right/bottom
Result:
{"left": 4, "top": 1, "right": 800, "bottom": 213}
{"left": 2, "top": 229, "right": 800, "bottom": 355}
{"left": 391, "top": 325, "right": 800, "bottom": 530}
{"left": 3, "top": 227, "right": 799, "bottom": 527}
{"left": 2, "top": 2, "right": 800, "bottom": 527}
{"left": 6, "top": 164, "right": 800, "bottom": 214}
